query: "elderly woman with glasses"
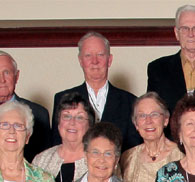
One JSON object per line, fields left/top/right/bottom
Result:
{"left": 0, "top": 101, "right": 54, "bottom": 182}
{"left": 33, "top": 92, "right": 95, "bottom": 182}
{"left": 76, "top": 122, "right": 122, "bottom": 182}
{"left": 120, "top": 92, "right": 184, "bottom": 182}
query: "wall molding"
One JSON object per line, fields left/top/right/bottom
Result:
{"left": 0, "top": 26, "right": 179, "bottom": 48}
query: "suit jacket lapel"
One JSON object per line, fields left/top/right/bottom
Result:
{"left": 169, "top": 51, "right": 187, "bottom": 93}
{"left": 101, "top": 82, "right": 119, "bottom": 120}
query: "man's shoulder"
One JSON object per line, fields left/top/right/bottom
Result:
{"left": 15, "top": 95, "right": 48, "bottom": 114}
{"left": 55, "top": 83, "right": 85, "bottom": 98}
{"left": 109, "top": 83, "right": 137, "bottom": 99}
{"left": 148, "top": 51, "right": 181, "bottom": 68}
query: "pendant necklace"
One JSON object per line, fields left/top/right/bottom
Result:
{"left": 145, "top": 146, "right": 161, "bottom": 161}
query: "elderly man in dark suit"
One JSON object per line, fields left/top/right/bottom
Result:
{"left": 147, "top": 5, "right": 195, "bottom": 113}
{"left": 52, "top": 32, "right": 142, "bottom": 152}
{"left": 0, "top": 50, "right": 51, "bottom": 162}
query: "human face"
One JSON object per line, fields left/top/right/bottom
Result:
{"left": 0, "top": 110, "right": 28, "bottom": 154}
{"left": 58, "top": 103, "right": 89, "bottom": 145}
{"left": 0, "top": 56, "right": 19, "bottom": 103}
{"left": 135, "top": 98, "right": 169, "bottom": 142}
{"left": 86, "top": 137, "right": 119, "bottom": 182}
{"left": 174, "top": 11, "right": 195, "bottom": 53}
{"left": 179, "top": 111, "right": 195, "bottom": 152}
{"left": 78, "top": 37, "right": 113, "bottom": 84}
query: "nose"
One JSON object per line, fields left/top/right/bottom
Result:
{"left": 145, "top": 115, "right": 153, "bottom": 124}
{"left": 0, "top": 73, "right": 5, "bottom": 83}
{"left": 91, "top": 55, "right": 99, "bottom": 64}
{"left": 9, "top": 125, "right": 16, "bottom": 134}
{"left": 98, "top": 153, "right": 106, "bottom": 161}
{"left": 188, "top": 28, "right": 195, "bottom": 37}
{"left": 69, "top": 117, "right": 76, "bottom": 125}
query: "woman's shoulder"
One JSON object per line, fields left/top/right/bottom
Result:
{"left": 24, "top": 160, "right": 55, "bottom": 182}
{"left": 32, "top": 145, "right": 60, "bottom": 164}
{"left": 121, "top": 144, "right": 142, "bottom": 159}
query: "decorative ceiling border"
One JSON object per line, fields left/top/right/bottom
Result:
{"left": 0, "top": 26, "right": 179, "bottom": 48}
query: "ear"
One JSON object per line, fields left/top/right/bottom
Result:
{"left": 108, "top": 54, "right": 113, "bottom": 68}
{"left": 78, "top": 55, "right": 83, "bottom": 68}
{"left": 174, "top": 26, "right": 180, "bottom": 41}
{"left": 15, "top": 70, "right": 20, "bottom": 84}
{"left": 164, "top": 117, "right": 169, "bottom": 128}
{"left": 25, "top": 133, "right": 31, "bottom": 144}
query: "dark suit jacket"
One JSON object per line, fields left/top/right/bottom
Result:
{"left": 51, "top": 82, "right": 142, "bottom": 152}
{"left": 147, "top": 50, "right": 186, "bottom": 113}
{"left": 15, "top": 94, "right": 51, "bottom": 162}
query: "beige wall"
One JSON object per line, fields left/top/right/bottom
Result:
{"left": 1, "top": 46, "right": 179, "bottom": 121}
{"left": 0, "top": 0, "right": 194, "bottom": 19}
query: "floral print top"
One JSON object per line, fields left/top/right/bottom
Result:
{"left": 156, "top": 160, "right": 195, "bottom": 182}
{"left": 0, "top": 159, "right": 55, "bottom": 182}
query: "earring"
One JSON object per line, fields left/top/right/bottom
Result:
{"left": 180, "top": 140, "right": 183, "bottom": 145}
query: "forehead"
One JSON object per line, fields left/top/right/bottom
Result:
{"left": 136, "top": 98, "right": 161, "bottom": 112}
{"left": 180, "top": 111, "right": 195, "bottom": 122}
{"left": 88, "top": 137, "right": 115, "bottom": 150}
{"left": 179, "top": 11, "right": 195, "bottom": 26}
{"left": 61, "top": 103, "right": 86, "bottom": 113}
{"left": 81, "top": 37, "right": 106, "bottom": 51}
{"left": 0, "top": 56, "right": 15, "bottom": 70}
{"left": 0, "top": 109, "right": 25, "bottom": 124}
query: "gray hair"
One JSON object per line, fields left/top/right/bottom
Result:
{"left": 78, "top": 31, "right": 110, "bottom": 56}
{"left": 0, "top": 50, "right": 18, "bottom": 75}
{"left": 0, "top": 101, "right": 34, "bottom": 136}
{"left": 132, "top": 92, "right": 170, "bottom": 125}
{"left": 175, "top": 5, "right": 195, "bottom": 27}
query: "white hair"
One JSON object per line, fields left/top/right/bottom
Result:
{"left": 0, "top": 101, "right": 34, "bottom": 136}
{"left": 175, "top": 5, "right": 195, "bottom": 27}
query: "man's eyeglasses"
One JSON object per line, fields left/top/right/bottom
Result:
{"left": 61, "top": 114, "right": 88, "bottom": 123}
{"left": 0, "top": 122, "right": 26, "bottom": 131}
{"left": 178, "top": 26, "right": 195, "bottom": 35}
{"left": 87, "top": 149, "right": 115, "bottom": 159}
{"left": 136, "top": 111, "right": 164, "bottom": 121}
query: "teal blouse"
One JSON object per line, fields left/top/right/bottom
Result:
{"left": 0, "top": 159, "right": 55, "bottom": 182}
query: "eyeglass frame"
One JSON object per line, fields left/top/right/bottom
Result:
{"left": 135, "top": 111, "right": 164, "bottom": 121}
{"left": 87, "top": 149, "right": 116, "bottom": 159}
{"left": 61, "top": 114, "right": 89, "bottom": 123}
{"left": 177, "top": 26, "right": 195, "bottom": 35}
{"left": 0, "top": 122, "right": 27, "bottom": 131}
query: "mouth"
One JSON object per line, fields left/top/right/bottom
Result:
{"left": 67, "top": 129, "right": 77, "bottom": 133}
{"left": 5, "top": 138, "right": 17, "bottom": 143}
{"left": 145, "top": 128, "right": 156, "bottom": 132}
{"left": 96, "top": 166, "right": 108, "bottom": 170}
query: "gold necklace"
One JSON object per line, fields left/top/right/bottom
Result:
{"left": 145, "top": 145, "right": 161, "bottom": 161}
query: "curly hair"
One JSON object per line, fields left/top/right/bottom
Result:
{"left": 83, "top": 122, "right": 122, "bottom": 157}
{"left": 171, "top": 93, "right": 195, "bottom": 154}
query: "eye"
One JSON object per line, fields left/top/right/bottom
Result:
{"left": 104, "top": 151, "right": 113, "bottom": 157}
{"left": 84, "top": 54, "right": 91, "bottom": 58}
{"left": 62, "top": 114, "right": 72, "bottom": 120}
{"left": 14, "top": 123, "right": 23, "bottom": 129}
{"left": 150, "top": 112, "right": 160, "bottom": 118}
{"left": 0, "top": 122, "right": 9, "bottom": 127}
{"left": 75, "top": 115, "right": 84, "bottom": 121}
{"left": 138, "top": 113, "right": 146, "bottom": 119}
{"left": 3, "top": 70, "right": 10, "bottom": 75}
{"left": 97, "top": 53, "right": 105, "bottom": 57}
{"left": 186, "top": 121, "right": 193, "bottom": 126}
